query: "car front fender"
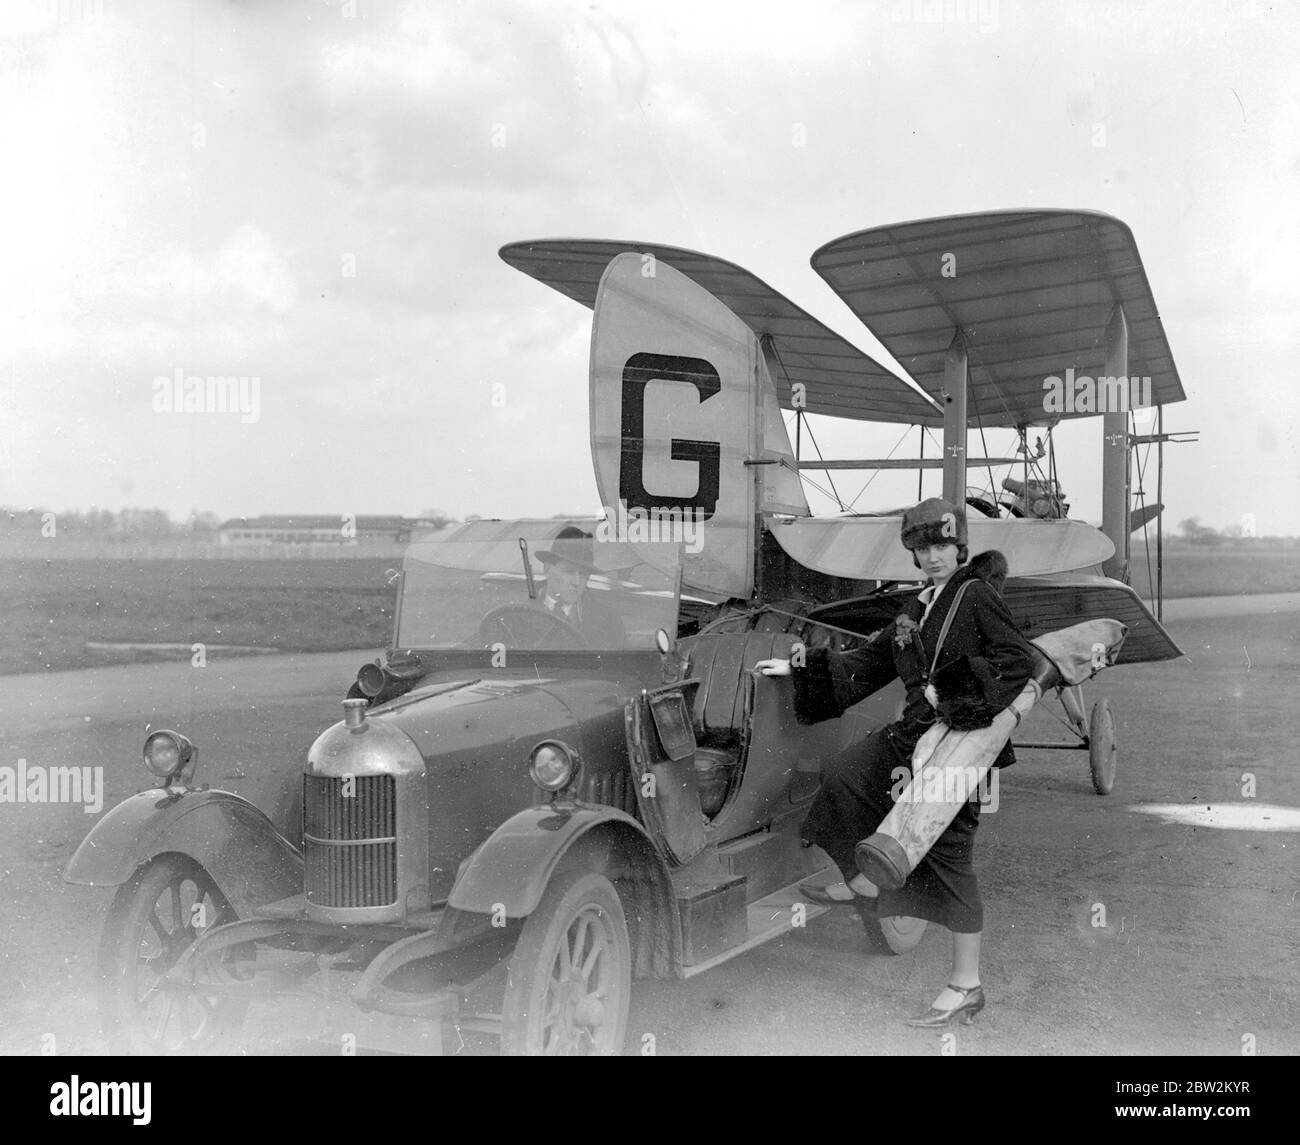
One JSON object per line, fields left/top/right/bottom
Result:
{"left": 64, "top": 785, "right": 303, "bottom": 916}
{"left": 448, "top": 803, "right": 664, "bottom": 919}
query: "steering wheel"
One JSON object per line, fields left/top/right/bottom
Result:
{"left": 477, "top": 604, "right": 589, "bottom": 650}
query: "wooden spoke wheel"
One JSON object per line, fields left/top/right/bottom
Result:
{"left": 98, "top": 855, "right": 247, "bottom": 1054}
{"left": 500, "top": 870, "right": 631, "bottom": 1056}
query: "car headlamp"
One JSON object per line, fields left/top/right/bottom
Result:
{"left": 143, "top": 730, "right": 195, "bottom": 782}
{"left": 528, "top": 740, "right": 581, "bottom": 795}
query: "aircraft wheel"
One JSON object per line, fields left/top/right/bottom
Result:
{"left": 500, "top": 869, "right": 630, "bottom": 1056}
{"left": 877, "top": 914, "right": 928, "bottom": 954}
{"left": 858, "top": 904, "right": 928, "bottom": 955}
{"left": 1088, "top": 697, "right": 1117, "bottom": 795}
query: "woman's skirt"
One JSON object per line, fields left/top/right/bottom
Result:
{"left": 801, "top": 723, "right": 985, "bottom": 933}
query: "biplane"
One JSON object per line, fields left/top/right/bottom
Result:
{"left": 502, "top": 208, "right": 1193, "bottom": 790}
{"left": 66, "top": 211, "right": 1194, "bottom": 1056}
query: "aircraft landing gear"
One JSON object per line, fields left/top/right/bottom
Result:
{"left": 1014, "top": 684, "right": 1118, "bottom": 796}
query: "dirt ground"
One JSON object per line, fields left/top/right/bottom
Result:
{"left": 0, "top": 604, "right": 1296, "bottom": 1056}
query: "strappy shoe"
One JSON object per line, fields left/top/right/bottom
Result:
{"left": 797, "top": 880, "right": 877, "bottom": 908}
{"left": 905, "top": 983, "right": 985, "bottom": 1028}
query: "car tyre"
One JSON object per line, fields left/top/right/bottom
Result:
{"left": 98, "top": 854, "right": 247, "bottom": 1055}
{"left": 500, "top": 869, "right": 631, "bottom": 1056}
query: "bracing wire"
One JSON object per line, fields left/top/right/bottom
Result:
{"left": 975, "top": 419, "right": 1003, "bottom": 508}
{"left": 781, "top": 413, "right": 842, "bottom": 506}
{"left": 800, "top": 417, "right": 846, "bottom": 511}
{"left": 1131, "top": 410, "right": 1155, "bottom": 600}
{"left": 845, "top": 423, "right": 915, "bottom": 510}
{"left": 768, "top": 337, "right": 847, "bottom": 511}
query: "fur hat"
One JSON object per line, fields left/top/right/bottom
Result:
{"left": 900, "top": 497, "right": 968, "bottom": 550}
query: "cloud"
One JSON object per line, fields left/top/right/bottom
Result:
{"left": 123, "top": 225, "right": 299, "bottom": 313}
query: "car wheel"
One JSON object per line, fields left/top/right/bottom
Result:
{"left": 98, "top": 854, "right": 247, "bottom": 1054}
{"left": 500, "top": 869, "right": 631, "bottom": 1056}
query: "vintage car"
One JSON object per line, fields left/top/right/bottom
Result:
{"left": 65, "top": 520, "right": 930, "bottom": 1056}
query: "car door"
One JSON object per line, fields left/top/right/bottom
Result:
{"left": 623, "top": 683, "right": 708, "bottom": 865}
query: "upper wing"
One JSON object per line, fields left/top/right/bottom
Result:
{"left": 811, "top": 210, "right": 1187, "bottom": 428}
{"left": 501, "top": 238, "right": 942, "bottom": 426}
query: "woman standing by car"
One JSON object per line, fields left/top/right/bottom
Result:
{"left": 754, "top": 498, "right": 1036, "bottom": 1027}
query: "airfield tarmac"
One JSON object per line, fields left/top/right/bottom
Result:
{"left": 0, "top": 594, "right": 1296, "bottom": 1056}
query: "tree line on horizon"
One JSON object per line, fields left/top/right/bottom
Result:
{"left": 1175, "top": 517, "right": 1292, "bottom": 545}
{"left": 0, "top": 506, "right": 459, "bottom": 538}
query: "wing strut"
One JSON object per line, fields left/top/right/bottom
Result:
{"left": 941, "top": 329, "right": 969, "bottom": 505}
{"left": 1100, "top": 305, "right": 1129, "bottom": 581}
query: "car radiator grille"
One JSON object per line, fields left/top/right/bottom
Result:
{"left": 303, "top": 774, "right": 398, "bottom": 908}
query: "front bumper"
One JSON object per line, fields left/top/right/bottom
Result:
{"left": 167, "top": 895, "right": 513, "bottom": 1046}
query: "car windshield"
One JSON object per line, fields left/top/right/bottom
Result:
{"left": 395, "top": 519, "right": 682, "bottom": 652}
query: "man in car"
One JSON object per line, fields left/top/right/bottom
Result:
{"left": 534, "top": 526, "right": 628, "bottom": 647}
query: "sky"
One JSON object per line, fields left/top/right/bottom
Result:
{"left": 1, "top": 0, "right": 1297, "bottom": 534}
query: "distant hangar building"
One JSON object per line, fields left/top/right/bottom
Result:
{"left": 217, "top": 515, "right": 440, "bottom": 546}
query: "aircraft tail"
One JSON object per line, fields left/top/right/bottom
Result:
{"left": 588, "top": 252, "right": 807, "bottom": 598}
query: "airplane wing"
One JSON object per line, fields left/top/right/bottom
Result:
{"left": 808, "top": 574, "right": 1182, "bottom": 666}
{"left": 811, "top": 210, "right": 1187, "bottom": 428}
{"left": 1002, "top": 573, "right": 1183, "bottom": 663}
{"left": 500, "top": 238, "right": 942, "bottom": 426}
{"left": 767, "top": 515, "right": 1115, "bottom": 580}
{"left": 405, "top": 517, "right": 646, "bottom": 575}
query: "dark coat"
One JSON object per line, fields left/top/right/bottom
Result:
{"left": 542, "top": 591, "right": 628, "bottom": 647}
{"left": 792, "top": 552, "right": 1037, "bottom": 766}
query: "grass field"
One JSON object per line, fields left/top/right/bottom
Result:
{"left": 0, "top": 558, "right": 397, "bottom": 676}
{"left": 2, "top": 545, "right": 1297, "bottom": 676}
{"left": 1126, "top": 541, "right": 1300, "bottom": 599}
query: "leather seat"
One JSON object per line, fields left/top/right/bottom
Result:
{"left": 683, "top": 631, "right": 798, "bottom": 746}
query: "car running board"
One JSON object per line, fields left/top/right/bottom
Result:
{"left": 678, "top": 868, "right": 839, "bottom": 979}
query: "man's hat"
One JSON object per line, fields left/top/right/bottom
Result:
{"left": 536, "top": 526, "right": 601, "bottom": 573}
{"left": 900, "top": 497, "right": 968, "bottom": 550}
